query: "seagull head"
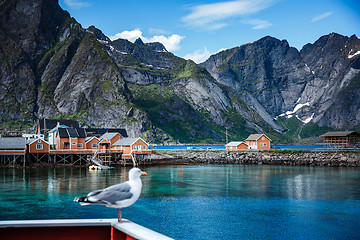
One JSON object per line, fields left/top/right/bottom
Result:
{"left": 129, "top": 167, "right": 147, "bottom": 181}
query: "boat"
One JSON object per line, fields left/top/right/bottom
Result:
{"left": 0, "top": 218, "right": 174, "bottom": 240}
{"left": 89, "top": 165, "right": 114, "bottom": 170}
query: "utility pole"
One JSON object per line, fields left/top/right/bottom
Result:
{"left": 225, "top": 127, "right": 228, "bottom": 144}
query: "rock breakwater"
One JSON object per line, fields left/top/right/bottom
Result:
{"left": 150, "top": 151, "right": 360, "bottom": 167}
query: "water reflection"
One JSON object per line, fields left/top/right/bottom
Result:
{"left": 1, "top": 165, "right": 359, "bottom": 204}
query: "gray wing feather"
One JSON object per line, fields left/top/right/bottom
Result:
{"left": 87, "top": 182, "right": 133, "bottom": 204}
{"left": 87, "top": 189, "right": 103, "bottom": 197}
{"left": 105, "top": 182, "right": 131, "bottom": 192}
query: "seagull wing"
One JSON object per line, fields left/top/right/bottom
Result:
{"left": 87, "top": 182, "right": 133, "bottom": 205}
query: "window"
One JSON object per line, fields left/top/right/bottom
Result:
{"left": 36, "top": 144, "right": 43, "bottom": 150}
{"left": 72, "top": 142, "right": 76, "bottom": 145}
{"left": 72, "top": 137, "right": 76, "bottom": 139}
{"left": 262, "top": 136, "right": 265, "bottom": 140}
{"left": 92, "top": 143, "right": 97, "bottom": 148}
{"left": 77, "top": 143, "right": 83, "bottom": 148}
{"left": 260, "top": 143, "right": 267, "bottom": 147}
{"left": 38, "top": 140, "right": 41, "bottom": 143}
{"left": 142, "top": 145, "right": 146, "bottom": 150}
{"left": 133, "top": 145, "right": 137, "bottom": 150}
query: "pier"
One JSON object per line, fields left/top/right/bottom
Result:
{"left": 0, "top": 148, "right": 152, "bottom": 168}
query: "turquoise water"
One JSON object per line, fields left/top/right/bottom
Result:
{"left": 0, "top": 165, "right": 359, "bottom": 240}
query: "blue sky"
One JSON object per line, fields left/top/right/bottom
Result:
{"left": 60, "top": 0, "right": 360, "bottom": 63}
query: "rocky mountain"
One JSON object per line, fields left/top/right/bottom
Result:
{"left": 1, "top": 0, "right": 359, "bottom": 143}
{"left": 201, "top": 34, "right": 360, "bottom": 140}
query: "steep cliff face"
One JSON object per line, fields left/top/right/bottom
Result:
{"left": 299, "top": 33, "right": 360, "bottom": 129}
{"left": 201, "top": 34, "right": 360, "bottom": 135}
{"left": 0, "top": 0, "right": 160, "bottom": 140}
{"left": 0, "top": 0, "right": 68, "bottom": 121}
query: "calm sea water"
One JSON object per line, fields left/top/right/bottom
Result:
{"left": 0, "top": 165, "right": 359, "bottom": 240}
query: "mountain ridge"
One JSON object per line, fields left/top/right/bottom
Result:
{"left": 0, "top": 0, "right": 359, "bottom": 144}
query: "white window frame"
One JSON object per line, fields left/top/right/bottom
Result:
{"left": 72, "top": 142, "right": 76, "bottom": 145}
{"left": 133, "top": 145, "right": 137, "bottom": 150}
{"left": 92, "top": 143, "right": 97, "bottom": 148}
{"left": 260, "top": 142, "right": 267, "bottom": 147}
{"left": 36, "top": 144, "right": 43, "bottom": 150}
{"left": 142, "top": 145, "right": 146, "bottom": 150}
{"left": 77, "top": 143, "right": 83, "bottom": 149}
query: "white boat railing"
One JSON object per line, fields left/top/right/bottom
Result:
{"left": 0, "top": 219, "right": 174, "bottom": 240}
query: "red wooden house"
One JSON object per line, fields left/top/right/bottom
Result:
{"left": 98, "top": 133, "right": 123, "bottom": 152}
{"left": 245, "top": 134, "right": 271, "bottom": 150}
{"left": 55, "top": 128, "right": 86, "bottom": 150}
{"left": 112, "top": 137, "right": 151, "bottom": 159}
{"left": 27, "top": 139, "right": 49, "bottom": 154}
{"left": 85, "top": 136, "right": 100, "bottom": 150}
{"left": 225, "top": 141, "right": 248, "bottom": 150}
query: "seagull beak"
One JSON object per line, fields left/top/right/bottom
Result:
{"left": 141, "top": 172, "right": 147, "bottom": 176}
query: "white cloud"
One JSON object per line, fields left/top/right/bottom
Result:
{"left": 182, "top": 0, "right": 275, "bottom": 30}
{"left": 149, "top": 35, "right": 185, "bottom": 51}
{"left": 109, "top": 29, "right": 185, "bottom": 52}
{"left": 64, "top": 0, "right": 91, "bottom": 9}
{"left": 183, "top": 47, "right": 212, "bottom": 64}
{"left": 312, "top": 12, "right": 333, "bottom": 22}
{"left": 109, "top": 29, "right": 143, "bottom": 43}
{"left": 243, "top": 19, "right": 273, "bottom": 29}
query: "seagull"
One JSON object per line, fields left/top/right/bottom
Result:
{"left": 74, "top": 167, "right": 147, "bottom": 222}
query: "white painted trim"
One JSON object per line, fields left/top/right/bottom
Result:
{"left": 0, "top": 219, "right": 113, "bottom": 228}
{"left": 112, "top": 220, "right": 174, "bottom": 240}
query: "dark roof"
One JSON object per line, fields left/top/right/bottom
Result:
{"left": 85, "top": 128, "right": 128, "bottom": 137}
{"left": 38, "top": 119, "right": 80, "bottom": 134}
{"left": 67, "top": 128, "right": 79, "bottom": 138}
{"left": 77, "top": 128, "right": 87, "bottom": 138}
{"left": 0, "top": 137, "right": 26, "bottom": 150}
{"left": 58, "top": 128, "right": 86, "bottom": 138}
{"left": 58, "top": 128, "right": 69, "bottom": 138}
{"left": 320, "top": 131, "right": 360, "bottom": 137}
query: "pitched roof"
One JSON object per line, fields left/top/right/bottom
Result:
{"left": 67, "top": 128, "right": 79, "bottom": 137}
{"left": 38, "top": 119, "right": 80, "bottom": 134}
{"left": 320, "top": 131, "right": 360, "bottom": 137}
{"left": 226, "top": 141, "right": 247, "bottom": 147}
{"left": 113, "top": 137, "right": 147, "bottom": 146}
{"left": 101, "top": 132, "right": 120, "bottom": 141}
{"left": 58, "top": 128, "right": 86, "bottom": 138}
{"left": 85, "top": 136, "right": 99, "bottom": 143}
{"left": 85, "top": 128, "right": 128, "bottom": 137}
{"left": 58, "top": 128, "right": 69, "bottom": 138}
{"left": 76, "top": 128, "right": 87, "bottom": 138}
{"left": 0, "top": 137, "right": 26, "bottom": 149}
{"left": 245, "top": 134, "right": 271, "bottom": 141}
{"left": 27, "top": 138, "right": 49, "bottom": 145}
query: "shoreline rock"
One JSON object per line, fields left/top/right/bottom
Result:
{"left": 1, "top": 151, "right": 359, "bottom": 168}
{"left": 145, "top": 151, "right": 360, "bottom": 167}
